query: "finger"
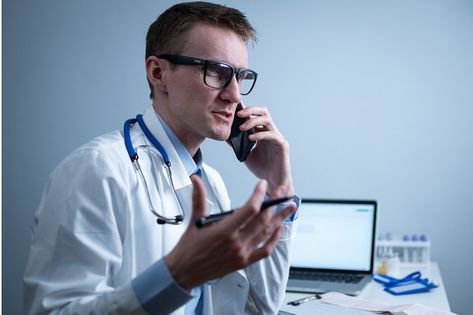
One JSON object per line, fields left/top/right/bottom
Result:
{"left": 247, "top": 225, "right": 283, "bottom": 264}
{"left": 239, "top": 115, "right": 273, "bottom": 131}
{"left": 243, "top": 209, "right": 279, "bottom": 247}
{"left": 248, "top": 130, "right": 282, "bottom": 142}
{"left": 221, "top": 179, "right": 267, "bottom": 230}
{"left": 237, "top": 106, "right": 269, "bottom": 118}
{"left": 272, "top": 203, "right": 297, "bottom": 223}
{"left": 190, "top": 175, "right": 208, "bottom": 221}
{"left": 245, "top": 202, "right": 296, "bottom": 246}
{"left": 238, "top": 101, "right": 247, "bottom": 109}
{"left": 240, "top": 197, "right": 283, "bottom": 246}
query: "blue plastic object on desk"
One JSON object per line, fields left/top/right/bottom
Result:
{"left": 373, "top": 271, "right": 438, "bottom": 295}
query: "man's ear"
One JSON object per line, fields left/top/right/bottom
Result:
{"left": 146, "top": 56, "right": 168, "bottom": 93}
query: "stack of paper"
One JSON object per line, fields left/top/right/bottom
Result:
{"left": 280, "top": 292, "right": 457, "bottom": 315}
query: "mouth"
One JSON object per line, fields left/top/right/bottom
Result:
{"left": 211, "top": 110, "right": 233, "bottom": 122}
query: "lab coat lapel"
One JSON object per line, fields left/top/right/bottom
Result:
{"left": 142, "top": 106, "right": 191, "bottom": 190}
{"left": 142, "top": 106, "right": 217, "bottom": 214}
{"left": 174, "top": 184, "right": 217, "bottom": 224}
{"left": 141, "top": 106, "right": 215, "bottom": 252}
{"left": 160, "top": 183, "right": 214, "bottom": 256}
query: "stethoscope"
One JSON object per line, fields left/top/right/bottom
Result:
{"left": 124, "top": 114, "right": 185, "bottom": 225}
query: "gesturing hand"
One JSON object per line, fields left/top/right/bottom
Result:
{"left": 165, "top": 175, "right": 296, "bottom": 290}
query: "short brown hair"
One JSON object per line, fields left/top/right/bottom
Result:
{"left": 145, "top": 1, "right": 257, "bottom": 99}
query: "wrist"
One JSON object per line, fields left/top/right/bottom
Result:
{"left": 267, "top": 178, "right": 294, "bottom": 196}
{"left": 165, "top": 253, "right": 198, "bottom": 291}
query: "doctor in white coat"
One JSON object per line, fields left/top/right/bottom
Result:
{"left": 24, "top": 2, "right": 298, "bottom": 315}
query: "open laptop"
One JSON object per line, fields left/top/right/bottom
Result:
{"left": 286, "top": 199, "right": 377, "bottom": 296}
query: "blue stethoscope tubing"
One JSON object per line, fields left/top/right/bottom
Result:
{"left": 373, "top": 271, "right": 437, "bottom": 295}
{"left": 373, "top": 271, "right": 422, "bottom": 286}
{"left": 124, "top": 114, "right": 184, "bottom": 225}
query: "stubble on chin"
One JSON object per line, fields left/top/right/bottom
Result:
{"left": 208, "top": 127, "right": 231, "bottom": 142}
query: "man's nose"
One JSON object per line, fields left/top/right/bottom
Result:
{"left": 219, "top": 75, "right": 241, "bottom": 104}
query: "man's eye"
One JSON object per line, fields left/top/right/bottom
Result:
{"left": 207, "top": 64, "right": 230, "bottom": 78}
{"left": 207, "top": 64, "right": 219, "bottom": 74}
{"left": 238, "top": 70, "right": 255, "bottom": 80}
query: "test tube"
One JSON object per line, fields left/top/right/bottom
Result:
{"left": 403, "top": 234, "right": 412, "bottom": 263}
{"left": 419, "top": 234, "right": 428, "bottom": 264}
{"left": 377, "top": 234, "right": 384, "bottom": 259}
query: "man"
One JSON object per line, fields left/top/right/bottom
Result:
{"left": 24, "top": 2, "right": 298, "bottom": 314}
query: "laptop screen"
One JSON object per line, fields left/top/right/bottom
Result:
{"left": 290, "top": 199, "right": 377, "bottom": 272}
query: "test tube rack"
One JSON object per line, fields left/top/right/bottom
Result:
{"left": 376, "top": 238, "right": 430, "bottom": 268}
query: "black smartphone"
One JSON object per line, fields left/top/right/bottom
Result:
{"left": 228, "top": 103, "right": 256, "bottom": 162}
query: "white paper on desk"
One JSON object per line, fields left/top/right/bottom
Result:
{"left": 280, "top": 300, "right": 374, "bottom": 315}
{"left": 384, "top": 303, "right": 457, "bottom": 315}
{"left": 319, "top": 292, "right": 457, "bottom": 315}
{"left": 321, "top": 291, "right": 392, "bottom": 312}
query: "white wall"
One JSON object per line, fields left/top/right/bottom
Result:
{"left": 4, "top": 0, "right": 472, "bottom": 313}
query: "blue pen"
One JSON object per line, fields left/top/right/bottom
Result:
{"left": 195, "top": 195, "right": 294, "bottom": 228}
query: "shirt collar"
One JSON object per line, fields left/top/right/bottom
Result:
{"left": 155, "top": 111, "right": 202, "bottom": 177}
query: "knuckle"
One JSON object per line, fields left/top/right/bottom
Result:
{"left": 260, "top": 246, "right": 272, "bottom": 257}
{"left": 260, "top": 217, "right": 272, "bottom": 229}
{"left": 282, "top": 139, "right": 289, "bottom": 149}
{"left": 278, "top": 138, "right": 290, "bottom": 153}
{"left": 264, "top": 224, "right": 275, "bottom": 237}
{"left": 234, "top": 247, "right": 249, "bottom": 268}
{"left": 225, "top": 235, "right": 253, "bottom": 268}
{"left": 222, "top": 231, "right": 238, "bottom": 245}
{"left": 248, "top": 203, "right": 259, "bottom": 216}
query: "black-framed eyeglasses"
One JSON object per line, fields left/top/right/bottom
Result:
{"left": 158, "top": 54, "right": 258, "bottom": 95}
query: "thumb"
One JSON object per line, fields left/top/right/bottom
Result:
{"left": 191, "top": 175, "right": 208, "bottom": 221}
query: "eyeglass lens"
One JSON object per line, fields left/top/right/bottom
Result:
{"left": 204, "top": 62, "right": 256, "bottom": 95}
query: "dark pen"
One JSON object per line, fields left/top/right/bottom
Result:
{"left": 195, "top": 195, "right": 294, "bottom": 228}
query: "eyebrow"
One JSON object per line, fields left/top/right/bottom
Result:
{"left": 188, "top": 46, "right": 248, "bottom": 68}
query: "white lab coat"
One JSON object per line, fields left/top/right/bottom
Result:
{"left": 24, "top": 105, "right": 295, "bottom": 315}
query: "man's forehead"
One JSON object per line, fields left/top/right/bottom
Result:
{"left": 180, "top": 23, "right": 248, "bottom": 65}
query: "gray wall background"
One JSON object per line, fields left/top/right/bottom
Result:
{"left": 3, "top": 0, "right": 472, "bottom": 313}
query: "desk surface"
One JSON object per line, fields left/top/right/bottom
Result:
{"left": 284, "top": 262, "right": 451, "bottom": 312}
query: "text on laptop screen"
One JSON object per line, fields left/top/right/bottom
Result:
{"left": 291, "top": 201, "right": 375, "bottom": 271}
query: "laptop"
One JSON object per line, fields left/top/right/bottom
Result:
{"left": 286, "top": 199, "right": 377, "bottom": 296}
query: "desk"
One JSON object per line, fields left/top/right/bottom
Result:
{"left": 284, "top": 262, "right": 451, "bottom": 312}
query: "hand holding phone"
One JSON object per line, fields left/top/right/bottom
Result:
{"left": 228, "top": 103, "right": 256, "bottom": 162}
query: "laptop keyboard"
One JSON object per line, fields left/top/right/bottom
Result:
{"left": 290, "top": 270, "right": 364, "bottom": 284}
